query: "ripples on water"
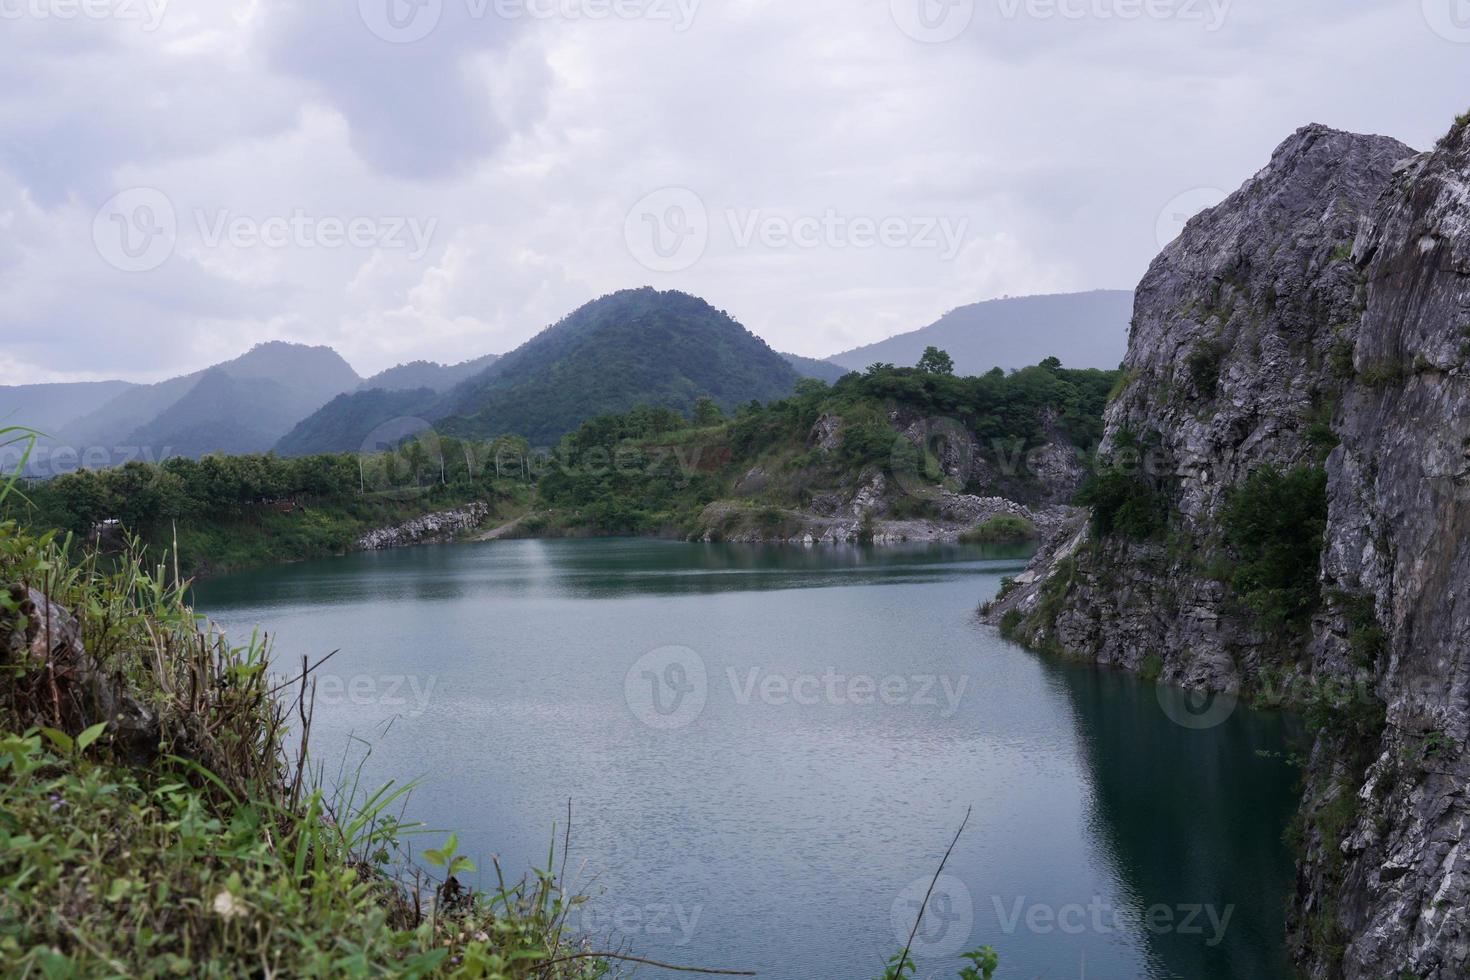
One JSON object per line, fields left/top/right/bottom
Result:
{"left": 195, "top": 538, "right": 1300, "bottom": 980}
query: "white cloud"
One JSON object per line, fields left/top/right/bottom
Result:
{"left": 1, "top": 0, "right": 1463, "bottom": 381}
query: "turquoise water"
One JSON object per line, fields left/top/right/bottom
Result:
{"left": 194, "top": 538, "right": 1299, "bottom": 980}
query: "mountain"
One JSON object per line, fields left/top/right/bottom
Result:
{"left": 829, "top": 290, "right": 1133, "bottom": 375}
{"left": 125, "top": 368, "right": 352, "bottom": 458}
{"left": 360, "top": 354, "right": 500, "bottom": 393}
{"left": 279, "top": 288, "right": 804, "bottom": 453}
{"left": 58, "top": 343, "right": 361, "bottom": 462}
{"left": 433, "top": 289, "right": 802, "bottom": 445}
{"left": 274, "top": 387, "right": 440, "bottom": 457}
{"left": 780, "top": 352, "right": 851, "bottom": 384}
{"left": 0, "top": 380, "right": 136, "bottom": 437}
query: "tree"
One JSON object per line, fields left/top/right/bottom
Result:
{"left": 917, "top": 347, "right": 955, "bottom": 375}
{"left": 692, "top": 396, "right": 724, "bottom": 427}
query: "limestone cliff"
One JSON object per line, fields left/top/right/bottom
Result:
{"left": 986, "top": 120, "right": 1470, "bottom": 977}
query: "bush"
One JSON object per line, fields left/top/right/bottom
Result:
{"left": 1185, "top": 340, "right": 1225, "bottom": 398}
{"left": 960, "top": 515, "right": 1038, "bottom": 544}
{"left": 1075, "top": 471, "right": 1167, "bottom": 540}
{"left": 999, "top": 609, "right": 1023, "bottom": 638}
{"left": 1221, "top": 465, "right": 1329, "bottom": 636}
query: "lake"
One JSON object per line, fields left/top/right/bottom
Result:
{"left": 193, "top": 538, "right": 1300, "bottom": 980}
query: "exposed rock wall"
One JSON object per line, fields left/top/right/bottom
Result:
{"left": 986, "top": 121, "right": 1470, "bottom": 978}
{"left": 356, "top": 503, "right": 490, "bottom": 551}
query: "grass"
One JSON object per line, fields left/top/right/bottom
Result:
{"left": 960, "top": 515, "right": 1037, "bottom": 544}
{"left": 0, "top": 517, "right": 608, "bottom": 978}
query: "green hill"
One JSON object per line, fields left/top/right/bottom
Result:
{"left": 432, "top": 288, "right": 802, "bottom": 445}
{"left": 278, "top": 288, "right": 804, "bottom": 453}
{"left": 275, "top": 386, "right": 440, "bottom": 457}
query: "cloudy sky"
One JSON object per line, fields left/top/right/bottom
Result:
{"left": 1, "top": 0, "right": 1465, "bottom": 384}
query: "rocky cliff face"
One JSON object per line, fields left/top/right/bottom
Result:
{"left": 987, "top": 120, "right": 1470, "bottom": 977}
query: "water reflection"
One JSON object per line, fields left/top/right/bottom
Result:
{"left": 1047, "top": 661, "right": 1302, "bottom": 979}
{"left": 193, "top": 538, "right": 1295, "bottom": 980}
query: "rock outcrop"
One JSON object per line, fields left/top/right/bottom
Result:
{"left": 986, "top": 120, "right": 1470, "bottom": 977}
{"left": 3, "top": 585, "right": 157, "bottom": 762}
{"left": 356, "top": 503, "right": 491, "bottom": 551}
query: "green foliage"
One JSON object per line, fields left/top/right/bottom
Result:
{"left": 0, "top": 427, "right": 37, "bottom": 506}
{"left": 876, "top": 947, "right": 997, "bottom": 980}
{"left": 4, "top": 444, "right": 525, "bottom": 578}
{"left": 1140, "top": 654, "right": 1164, "bottom": 681}
{"left": 1332, "top": 591, "right": 1387, "bottom": 668}
{"left": 916, "top": 346, "right": 955, "bottom": 376}
{"left": 439, "top": 288, "right": 802, "bottom": 446}
{"left": 692, "top": 396, "right": 725, "bottom": 427}
{"left": 1075, "top": 470, "right": 1167, "bottom": 540}
{"left": 536, "top": 360, "right": 1121, "bottom": 536}
{"left": 1185, "top": 339, "right": 1225, "bottom": 398}
{"left": 1359, "top": 360, "right": 1405, "bottom": 389}
{"left": 1221, "top": 465, "right": 1329, "bottom": 637}
{"left": 0, "top": 522, "right": 601, "bottom": 978}
{"left": 998, "top": 609, "right": 1023, "bottom": 638}
{"left": 960, "top": 515, "right": 1037, "bottom": 544}
{"left": 1106, "top": 369, "right": 1133, "bottom": 404}
{"left": 1328, "top": 338, "right": 1356, "bottom": 380}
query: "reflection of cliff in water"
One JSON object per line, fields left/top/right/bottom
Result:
{"left": 1048, "top": 661, "right": 1303, "bottom": 980}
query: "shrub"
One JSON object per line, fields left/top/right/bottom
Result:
{"left": 1185, "top": 340, "right": 1225, "bottom": 398}
{"left": 999, "top": 609, "right": 1023, "bottom": 638}
{"left": 1221, "top": 465, "right": 1329, "bottom": 636}
{"left": 1075, "top": 470, "right": 1167, "bottom": 540}
{"left": 960, "top": 515, "right": 1038, "bottom": 544}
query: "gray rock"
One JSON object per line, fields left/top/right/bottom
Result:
{"left": 357, "top": 503, "right": 491, "bottom": 551}
{"left": 986, "top": 122, "right": 1470, "bottom": 976}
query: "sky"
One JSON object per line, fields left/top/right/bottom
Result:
{"left": 0, "top": 0, "right": 1466, "bottom": 384}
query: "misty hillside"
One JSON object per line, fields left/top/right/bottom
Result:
{"left": 275, "top": 387, "right": 441, "bottom": 457}
{"left": 0, "top": 380, "right": 136, "bottom": 436}
{"left": 829, "top": 290, "right": 1133, "bottom": 375}
{"left": 781, "top": 352, "right": 851, "bottom": 384}
{"left": 125, "top": 368, "right": 352, "bottom": 458}
{"left": 360, "top": 354, "right": 500, "bottom": 393}
{"left": 57, "top": 343, "right": 361, "bottom": 462}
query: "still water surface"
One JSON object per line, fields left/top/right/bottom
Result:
{"left": 194, "top": 538, "right": 1299, "bottom": 980}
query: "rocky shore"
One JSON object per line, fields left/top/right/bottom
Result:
{"left": 356, "top": 503, "right": 492, "bottom": 551}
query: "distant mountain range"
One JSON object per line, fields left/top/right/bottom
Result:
{"left": 280, "top": 288, "right": 802, "bottom": 453}
{"left": 828, "top": 290, "right": 1133, "bottom": 375}
{"left": 359, "top": 354, "right": 500, "bottom": 394}
{"left": 1, "top": 288, "right": 1134, "bottom": 467}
